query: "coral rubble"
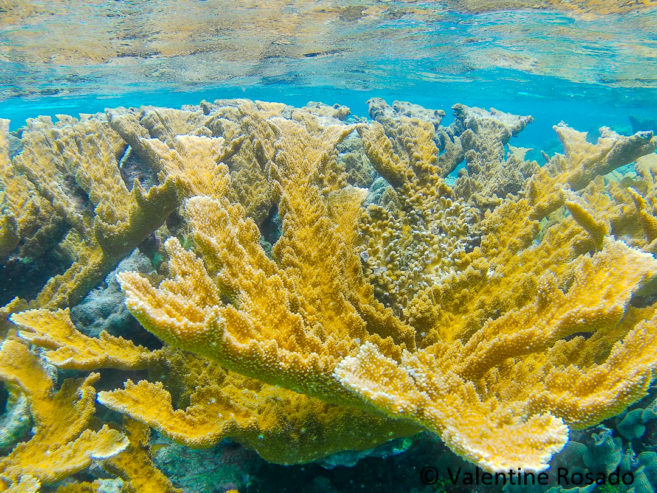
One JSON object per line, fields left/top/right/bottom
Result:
{"left": 1, "top": 97, "right": 657, "bottom": 488}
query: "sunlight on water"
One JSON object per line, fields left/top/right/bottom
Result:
{"left": 1, "top": 1, "right": 657, "bottom": 102}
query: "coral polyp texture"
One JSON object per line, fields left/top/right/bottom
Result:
{"left": 1, "top": 98, "right": 657, "bottom": 488}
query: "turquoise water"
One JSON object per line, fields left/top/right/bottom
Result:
{"left": 2, "top": 4, "right": 657, "bottom": 162}
{"left": 3, "top": 4, "right": 657, "bottom": 128}
{"left": 3, "top": 74, "right": 656, "bottom": 169}
{"left": 2, "top": 2, "right": 657, "bottom": 492}
{"left": 3, "top": 3, "right": 657, "bottom": 148}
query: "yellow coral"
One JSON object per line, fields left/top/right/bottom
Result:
{"left": 118, "top": 116, "right": 414, "bottom": 403}
{"left": 527, "top": 124, "right": 656, "bottom": 219}
{"left": 108, "top": 100, "right": 277, "bottom": 226}
{"left": 98, "top": 349, "right": 419, "bottom": 464}
{"left": 4, "top": 476, "right": 39, "bottom": 493}
{"left": 10, "top": 301, "right": 418, "bottom": 467}
{"left": 139, "top": 135, "right": 235, "bottom": 200}
{"left": 115, "top": 106, "right": 657, "bottom": 473}
{"left": 357, "top": 104, "right": 479, "bottom": 322}
{"left": 104, "top": 418, "right": 182, "bottom": 493}
{"left": 0, "top": 299, "right": 25, "bottom": 338}
{"left": 0, "top": 339, "right": 128, "bottom": 489}
{"left": 54, "top": 480, "right": 107, "bottom": 493}
{"left": 564, "top": 195, "right": 609, "bottom": 248}
{"left": 11, "top": 309, "right": 158, "bottom": 370}
{"left": 0, "top": 119, "right": 17, "bottom": 258}
{"left": 5, "top": 99, "right": 657, "bottom": 477}
{"left": 336, "top": 239, "right": 657, "bottom": 471}
{"left": 0, "top": 119, "right": 58, "bottom": 261}
{"left": 0, "top": 115, "right": 179, "bottom": 308}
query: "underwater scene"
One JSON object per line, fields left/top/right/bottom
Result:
{"left": 2, "top": 1, "right": 657, "bottom": 492}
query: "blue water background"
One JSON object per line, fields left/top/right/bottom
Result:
{"left": 2, "top": 75, "right": 656, "bottom": 158}
{"left": 2, "top": 5, "right": 657, "bottom": 154}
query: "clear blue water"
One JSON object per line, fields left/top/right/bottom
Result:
{"left": 3, "top": 74, "right": 656, "bottom": 165}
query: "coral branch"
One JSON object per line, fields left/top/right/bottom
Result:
{"left": 0, "top": 339, "right": 127, "bottom": 488}
{"left": 11, "top": 309, "right": 158, "bottom": 370}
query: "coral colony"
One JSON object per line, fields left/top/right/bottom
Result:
{"left": 1, "top": 97, "right": 657, "bottom": 489}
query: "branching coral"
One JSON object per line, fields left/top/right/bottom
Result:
{"left": 106, "top": 99, "right": 349, "bottom": 228}
{"left": 104, "top": 418, "right": 182, "bottom": 493}
{"left": 109, "top": 99, "right": 657, "bottom": 473}
{"left": 12, "top": 309, "right": 158, "bottom": 371}
{"left": 98, "top": 355, "right": 419, "bottom": 465}
{"left": 4, "top": 98, "right": 657, "bottom": 481}
{"left": 117, "top": 113, "right": 415, "bottom": 400}
{"left": 339, "top": 112, "right": 657, "bottom": 471}
{"left": 336, "top": 238, "right": 657, "bottom": 471}
{"left": 450, "top": 104, "right": 538, "bottom": 209}
{"left": 0, "top": 338, "right": 128, "bottom": 489}
{"left": 11, "top": 308, "right": 419, "bottom": 467}
{"left": 0, "top": 99, "right": 372, "bottom": 310}
{"left": 357, "top": 99, "right": 479, "bottom": 324}
{"left": 557, "top": 152, "right": 657, "bottom": 257}
{"left": 527, "top": 124, "right": 657, "bottom": 219}
{"left": 0, "top": 118, "right": 59, "bottom": 262}
{"left": 0, "top": 115, "right": 179, "bottom": 309}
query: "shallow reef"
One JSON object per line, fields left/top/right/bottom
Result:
{"left": 1, "top": 97, "right": 657, "bottom": 491}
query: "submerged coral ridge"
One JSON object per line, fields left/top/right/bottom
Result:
{"left": 1, "top": 98, "right": 657, "bottom": 488}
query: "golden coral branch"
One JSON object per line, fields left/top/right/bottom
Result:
{"left": 11, "top": 309, "right": 159, "bottom": 371}
{"left": 118, "top": 113, "right": 415, "bottom": 403}
{"left": 104, "top": 418, "right": 182, "bottom": 493}
{"left": 113, "top": 102, "right": 657, "bottom": 474}
{"left": 97, "top": 358, "right": 419, "bottom": 465}
{"left": 0, "top": 339, "right": 128, "bottom": 488}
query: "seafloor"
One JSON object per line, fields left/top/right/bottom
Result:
{"left": 1, "top": 96, "right": 657, "bottom": 492}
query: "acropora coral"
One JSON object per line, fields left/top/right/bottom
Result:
{"left": 1, "top": 98, "right": 657, "bottom": 489}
